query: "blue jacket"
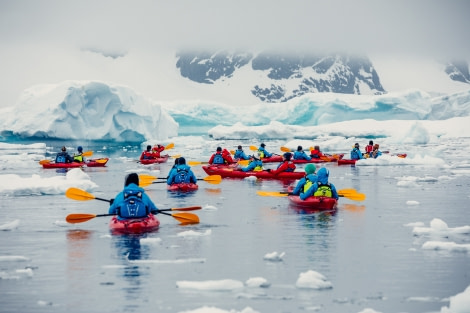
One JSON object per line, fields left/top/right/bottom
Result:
{"left": 293, "top": 151, "right": 312, "bottom": 161}
{"left": 350, "top": 148, "right": 364, "bottom": 160}
{"left": 292, "top": 173, "right": 318, "bottom": 195}
{"left": 109, "top": 183, "right": 158, "bottom": 218}
{"left": 301, "top": 168, "right": 339, "bottom": 200}
{"left": 241, "top": 159, "right": 263, "bottom": 172}
{"left": 234, "top": 149, "right": 250, "bottom": 160}
{"left": 167, "top": 164, "right": 198, "bottom": 184}
{"left": 369, "top": 150, "right": 382, "bottom": 159}
{"left": 55, "top": 152, "right": 74, "bottom": 163}
{"left": 258, "top": 147, "right": 272, "bottom": 158}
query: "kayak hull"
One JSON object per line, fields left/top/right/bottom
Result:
{"left": 288, "top": 195, "right": 338, "bottom": 210}
{"left": 260, "top": 154, "right": 343, "bottom": 164}
{"left": 167, "top": 183, "right": 199, "bottom": 192}
{"left": 42, "top": 162, "right": 83, "bottom": 169}
{"left": 85, "top": 158, "right": 109, "bottom": 167}
{"left": 202, "top": 165, "right": 304, "bottom": 180}
{"left": 41, "top": 158, "right": 109, "bottom": 168}
{"left": 109, "top": 214, "right": 160, "bottom": 235}
{"left": 140, "top": 155, "right": 169, "bottom": 164}
{"left": 338, "top": 159, "right": 357, "bottom": 165}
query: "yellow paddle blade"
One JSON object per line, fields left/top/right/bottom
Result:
{"left": 337, "top": 189, "right": 366, "bottom": 201}
{"left": 230, "top": 150, "right": 235, "bottom": 155}
{"left": 203, "top": 175, "right": 222, "bottom": 181}
{"left": 171, "top": 212, "right": 199, "bottom": 224}
{"left": 256, "top": 191, "right": 289, "bottom": 197}
{"left": 249, "top": 145, "right": 258, "bottom": 151}
{"left": 39, "top": 159, "right": 51, "bottom": 165}
{"left": 65, "top": 187, "right": 96, "bottom": 201}
{"left": 82, "top": 151, "right": 93, "bottom": 157}
{"left": 165, "top": 143, "right": 175, "bottom": 150}
{"left": 188, "top": 161, "right": 209, "bottom": 166}
{"left": 139, "top": 174, "right": 158, "bottom": 181}
{"left": 171, "top": 154, "right": 181, "bottom": 158}
{"left": 280, "top": 146, "right": 291, "bottom": 152}
{"left": 237, "top": 160, "right": 250, "bottom": 166}
{"left": 95, "top": 159, "right": 108, "bottom": 163}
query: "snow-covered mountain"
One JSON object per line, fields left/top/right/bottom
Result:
{"left": 174, "top": 50, "right": 469, "bottom": 103}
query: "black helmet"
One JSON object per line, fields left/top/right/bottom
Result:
{"left": 260, "top": 143, "right": 265, "bottom": 147}
{"left": 283, "top": 152, "right": 292, "bottom": 160}
{"left": 216, "top": 147, "right": 222, "bottom": 152}
{"left": 178, "top": 157, "right": 186, "bottom": 165}
{"left": 124, "top": 173, "right": 139, "bottom": 187}
{"left": 146, "top": 145, "right": 151, "bottom": 151}
{"left": 238, "top": 145, "right": 242, "bottom": 149}
{"left": 297, "top": 146, "right": 302, "bottom": 151}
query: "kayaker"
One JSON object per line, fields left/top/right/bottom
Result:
{"left": 239, "top": 152, "right": 263, "bottom": 172}
{"left": 55, "top": 146, "right": 74, "bottom": 163}
{"left": 309, "top": 145, "right": 324, "bottom": 159}
{"left": 109, "top": 173, "right": 159, "bottom": 219}
{"left": 233, "top": 145, "right": 250, "bottom": 160}
{"left": 73, "top": 146, "right": 85, "bottom": 163}
{"left": 369, "top": 143, "right": 382, "bottom": 159}
{"left": 257, "top": 143, "right": 273, "bottom": 158}
{"left": 151, "top": 144, "right": 165, "bottom": 158}
{"left": 209, "top": 147, "right": 233, "bottom": 165}
{"left": 300, "top": 167, "right": 339, "bottom": 201}
{"left": 167, "top": 157, "right": 198, "bottom": 185}
{"left": 140, "top": 145, "right": 155, "bottom": 161}
{"left": 365, "top": 140, "right": 374, "bottom": 157}
{"left": 268, "top": 152, "right": 296, "bottom": 175}
{"left": 293, "top": 145, "right": 311, "bottom": 161}
{"left": 350, "top": 143, "right": 365, "bottom": 160}
{"left": 292, "top": 163, "right": 317, "bottom": 196}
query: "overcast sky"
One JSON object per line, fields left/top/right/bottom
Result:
{"left": 0, "top": 0, "right": 469, "bottom": 108}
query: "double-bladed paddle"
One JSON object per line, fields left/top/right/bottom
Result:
{"left": 256, "top": 188, "right": 366, "bottom": 201}
{"left": 138, "top": 174, "right": 222, "bottom": 187}
{"left": 65, "top": 187, "right": 200, "bottom": 224}
{"left": 39, "top": 150, "right": 94, "bottom": 164}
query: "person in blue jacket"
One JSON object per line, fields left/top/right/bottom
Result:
{"left": 292, "top": 163, "right": 317, "bottom": 196}
{"left": 257, "top": 143, "right": 273, "bottom": 158}
{"left": 368, "top": 144, "right": 382, "bottom": 159}
{"left": 109, "top": 173, "right": 159, "bottom": 219}
{"left": 293, "top": 145, "right": 312, "bottom": 161}
{"left": 350, "top": 143, "right": 365, "bottom": 160}
{"left": 167, "top": 157, "right": 198, "bottom": 184}
{"left": 300, "top": 167, "right": 339, "bottom": 201}
{"left": 233, "top": 145, "right": 250, "bottom": 160}
{"left": 239, "top": 152, "right": 263, "bottom": 172}
{"left": 55, "top": 146, "right": 74, "bottom": 163}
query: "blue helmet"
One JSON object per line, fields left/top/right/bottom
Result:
{"left": 77, "top": 146, "right": 83, "bottom": 152}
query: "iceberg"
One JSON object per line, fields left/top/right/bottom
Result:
{"left": 0, "top": 80, "right": 178, "bottom": 142}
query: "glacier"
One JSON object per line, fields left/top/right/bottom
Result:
{"left": 0, "top": 80, "right": 469, "bottom": 142}
{"left": 0, "top": 80, "right": 178, "bottom": 142}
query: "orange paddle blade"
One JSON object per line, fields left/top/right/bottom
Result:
{"left": 82, "top": 151, "right": 93, "bottom": 157}
{"left": 65, "top": 187, "right": 96, "bottom": 201}
{"left": 165, "top": 143, "right": 175, "bottom": 150}
{"left": 280, "top": 146, "right": 291, "bottom": 152}
{"left": 66, "top": 213, "right": 98, "bottom": 223}
{"left": 170, "top": 212, "right": 199, "bottom": 224}
{"left": 39, "top": 159, "right": 51, "bottom": 165}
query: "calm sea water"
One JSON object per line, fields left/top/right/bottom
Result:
{"left": 0, "top": 139, "right": 469, "bottom": 313}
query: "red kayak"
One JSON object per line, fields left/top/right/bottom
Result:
{"left": 140, "top": 155, "right": 169, "bottom": 164}
{"left": 85, "top": 158, "right": 109, "bottom": 167}
{"left": 261, "top": 154, "right": 343, "bottom": 164}
{"left": 41, "top": 158, "right": 109, "bottom": 168}
{"left": 167, "top": 183, "right": 199, "bottom": 192}
{"left": 338, "top": 154, "right": 407, "bottom": 165}
{"left": 202, "top": 165, "right": 304, "bottom": 180}
{"left": 109, "top": 214, "right": 160, "bottom": 235}
{"left": 288, "top": 195, "right": 338, "bottom": 210}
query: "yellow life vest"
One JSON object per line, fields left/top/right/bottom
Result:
{"left": 313, "top": 183, "right": 332, "bottom": 197}
{"left": 74, "top": 154, "right": 84, "bottom": 162}
{"left": 303, "top": 178, "right": 313, "bottom": 193}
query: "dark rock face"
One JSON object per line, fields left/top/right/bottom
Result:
{"left": 176, "top": 51, "right": 469, "bottom": 103}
